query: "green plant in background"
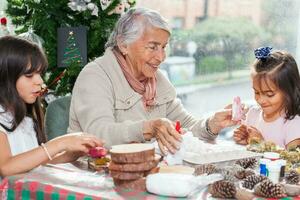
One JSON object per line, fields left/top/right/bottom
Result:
{"left": 198, "top": 56, "right": 226, "bottom": 74}
{"left": 171, "top": 17, "right": 269, "bottom": 77}
{"left": 6, "top": 0, "right": 136, "bottom": 96}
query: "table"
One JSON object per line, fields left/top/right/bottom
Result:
{"left": 1, "top": 160, "right": 300, "bottom": 200}
{"left": 0, "top": 161, "right": 187, "bottom": 200}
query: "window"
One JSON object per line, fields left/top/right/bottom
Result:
{"left": 137, "top": 0, "right": 300, "bottom": 117}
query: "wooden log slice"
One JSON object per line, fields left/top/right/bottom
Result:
{"left": 110, "top": 170, "right": 145, "bottom": 180}
{"left": 109, "top": 154, "right": 161, "bottom": 172}
{"left": 113, "top": 178, "right": 146, "bottom": 191}
{"left": 110, "top": 143, "right": 155, "bottom": 163}
{"left": 110, "top": 166, "right": 160, "bottom": 180}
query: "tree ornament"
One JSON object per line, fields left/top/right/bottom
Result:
{"left": 208, "top": 180, "right": 236, "bottom": 199}
{"left": 100, "top": 0, "right": 113, "bottom": 10}
{"left": 62, "top": 31, "right": 84, "bottom": 67}
{"left": 285, "top": 170, "right": 300, "bottom": 184}
{"left": 91, "top": 6, "right": 99, "bottom": 16}
{"left": 254, "top": 180, "right": 286, "bottom": 198}
{"left": 242, "top": 174, "right": 268, "bottom": 190}
{"left": 108, "top": 0, "right": 129, "bottom": 15}
{"left": 18, "top": 27, "right": 44, "bottom": 48}
{"left": 68, "top": 0, "right": 99, "bottom": 15}
{"left": 0, "top": 17, "right": 10, "bottom": 37}
{"left": 68, "top": 0, "right": 87, "bottom": 12}
{"left": 87, "top": 3, "right": 96, "bottom": 10}
{"left": 0, "top": 17, "right": 7, "bottom": 25}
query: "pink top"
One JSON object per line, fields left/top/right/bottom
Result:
{"left": 244, "top": 106, "right": 300, "bottom": 148}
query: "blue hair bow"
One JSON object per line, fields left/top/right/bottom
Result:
{"left": 254, "top": 47, "right": 272, "bottom": 60}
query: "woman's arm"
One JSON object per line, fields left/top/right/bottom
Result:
{"left": 69, "top": 65, "right": 146, "bottom": 148}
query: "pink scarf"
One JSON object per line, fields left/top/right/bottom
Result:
{"left": 113, "top": 49, "right": 157, "bottom": 109}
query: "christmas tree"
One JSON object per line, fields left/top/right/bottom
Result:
{"left": 62, "top": 31, "right": 83, "bottom": 67}
{"left": 6, "top": 0, "right": 135, "bottom": 96}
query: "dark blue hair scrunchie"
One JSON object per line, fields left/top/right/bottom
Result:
{"left": 254, "top": 46, "right": 272, "bottom": 60}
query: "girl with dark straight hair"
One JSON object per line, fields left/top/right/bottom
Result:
{"left": 0, "top": 36, "right": 103, "bottom": 177}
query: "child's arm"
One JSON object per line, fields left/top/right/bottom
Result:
{"left": 0, "top": 132, "right": 103, "bottom": 177}
{"left": 286, "top": 139, "right": 300, "bottom": 150}
{"left": 0, "top": 132, "right": 62, "bottom": 176}
{"left": 48, "top": 151, "right": 84, "bottom": 164}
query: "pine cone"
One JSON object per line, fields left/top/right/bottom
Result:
{"left": 285, "top": 170, "right": 300, "bottom": 184}
{"left": 242, "top": 174, "right": 268, "bottom": 189}
{"left": 235, "top": 158, "right": 258, "bottom": 169}
{"left": 194, "top": 164, "right": 217, "bottom": 176}
{"left": 235, "top": 169, "right": 256, "bottom": 180}
{"left": 208, "top": 180, "right": 236, "bottom": 198}
{"left": 254, "top": 180, "right": 286, "bottom": 198}
{"left": 215, "top": 168, "right": 239, "bottom": 182}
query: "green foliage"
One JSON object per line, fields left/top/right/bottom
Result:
{"left": 198, "top": 56, "right": 226, "bottom": 74}
{"left": 6, "top": 0, "right": 135, "bottom": 95}
{"left": 171, "top": 17, "right": 270, "bottom": 76}
{"left": 191, "top": 17, "right": 270, "bottom": 52}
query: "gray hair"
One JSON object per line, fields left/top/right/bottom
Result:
{"left": 105, "top": 7, "right": 171, "bottom": 49}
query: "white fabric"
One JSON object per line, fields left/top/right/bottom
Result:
{"left": 146, "top": 173, "right": 223, "bottom": 197}
{"left": 0, "top": 106, "right": 39, "bottom": 156}
{"left": 153, "top": 131, "right": 194, "bottom": 165}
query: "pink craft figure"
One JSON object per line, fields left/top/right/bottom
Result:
{"left": 232, "top": 96, "right": 243, "bottom": 121}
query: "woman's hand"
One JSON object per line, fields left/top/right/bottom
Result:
{"left": 143, "top": 118, "right": 182, "bottom": 155}
{"left": 233, "top": 124, "right": 248, "bottom": 145}
{"left": 208, "top": 104, "right": 248, "bottom": 134}
{"left": 54, "top": 132, "right": 104, "bottom": 154}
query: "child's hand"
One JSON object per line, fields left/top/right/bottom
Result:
{"left": 247, "top": 126, "right": 263, "bottom": 141}
{"left": 233, "top": 124, "right": 248, "bottom": 145}
{"left": 56, "top": 132, "right": 104, "bottom": 153}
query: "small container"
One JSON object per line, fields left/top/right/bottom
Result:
{"left": 263, "top": 152, "right": 280, "bottom": 161}
{"left": 259, "top": 158, "right": 269, "bottom": 176}
{"left": 267, "top": 161, "right": 281, "bottom": 183}
{"left": 275, "top": 159, "right": 286, "bottom": 181}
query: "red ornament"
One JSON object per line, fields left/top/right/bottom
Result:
{"left": 88, "top": 147, "right": 107, "bottom": 158}
{"left": 0, "top": 17, "right": 7, "bottom": 26}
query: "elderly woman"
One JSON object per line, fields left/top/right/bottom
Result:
{"left": 68, "top": 7, "right": 238, "bottom": 154}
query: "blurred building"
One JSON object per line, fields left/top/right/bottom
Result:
{"left": 136, "top": 0, "right": 263, "bottom": 29}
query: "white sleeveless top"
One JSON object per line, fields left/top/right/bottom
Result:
{"left": 0, "top": 106, "right": 39, "bottom": 156}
